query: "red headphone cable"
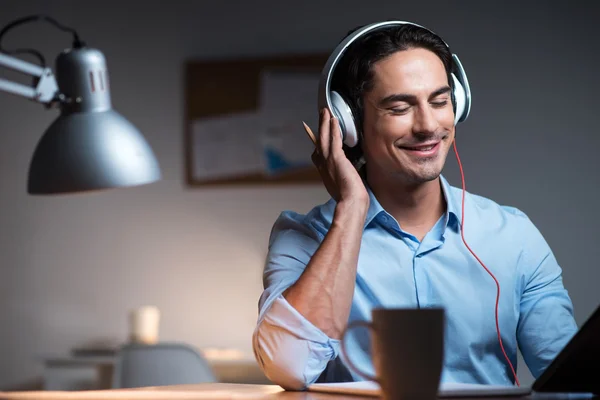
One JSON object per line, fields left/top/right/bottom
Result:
{"left": 452, "top": 139, "right": 520, "bottom": 387}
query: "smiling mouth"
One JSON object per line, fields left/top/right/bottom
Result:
{"left": 403, "top": 144, "right": 436, "bottom": 151}
{"left": 397, "top": 141, "right": 441, "bottom": 157}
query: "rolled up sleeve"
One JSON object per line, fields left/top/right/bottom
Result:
{"left": 516, "top": 216, "right": 578, "bottom": 379}
{"left": 252, "top": 212, "right": 340, "bottom": 390}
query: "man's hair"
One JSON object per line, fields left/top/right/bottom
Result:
{"left": 331, "top": 23, "right": 454, "bottom": 139}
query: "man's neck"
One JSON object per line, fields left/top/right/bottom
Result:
{"left": 367, "top": 174, "right": 446, "bottom": 240}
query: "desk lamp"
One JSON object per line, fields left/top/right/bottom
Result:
{"left": 0, "top": 15, "right": 161, "bottom": 195}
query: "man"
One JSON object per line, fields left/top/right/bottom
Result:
{"left": 252, "top": 21, "right": 578, "bottom": 390}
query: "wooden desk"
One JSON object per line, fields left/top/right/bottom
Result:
{"left": 3, "top": 384, "right": 287, "bottom": 400}
{"left": 0, "top": 383, "right": 593, "bottom": 400}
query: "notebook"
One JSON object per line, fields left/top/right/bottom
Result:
{"left": 309, "top": 381, "right": 531, "bottom": 398}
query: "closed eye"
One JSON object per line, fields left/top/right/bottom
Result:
{"left": 389, "top": 100, "right": 447, "bottom": 114}
{"left": 431, "top": 100, "right": 449, "bottom": 108}
{"left": 389, "top": 107, "right": 409, "bottom": 115}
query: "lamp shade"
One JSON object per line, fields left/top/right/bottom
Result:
{"left": 26, "top": 46, "right": 160, "bottom": 195}
{"left": 27, "top": 109, "right": 161, "bottom": 194}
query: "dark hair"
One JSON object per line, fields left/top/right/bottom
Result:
{"left": 332, "top": 23, "right": 454, "bottom": 142}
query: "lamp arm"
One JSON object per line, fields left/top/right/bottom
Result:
{"left": 0, "top": 52, "right": 59, "bottom": 104}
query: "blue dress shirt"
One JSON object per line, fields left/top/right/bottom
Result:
{"left": 252, "top": 175, "right": 578, "bottom": 390}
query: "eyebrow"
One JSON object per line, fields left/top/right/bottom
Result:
{"left": 377, "top": 85, "right": 452, "bottom": 107}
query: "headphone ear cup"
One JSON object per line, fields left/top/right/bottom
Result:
{"left": 330, "top": 91, "right": 359, "bottom": 148}
{"left": 451, "top": 73, "right": 466, "bottom": 126}
{"left": 450, "top": 54, "right": 471, "bottom": 125}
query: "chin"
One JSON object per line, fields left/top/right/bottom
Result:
{"left": 370, "top": 153, "right": 446, "bottom": 185}
{"left": 399, "top": 165, "right": 443, "bottom": 185}
{"left": 412, "top": 172, "right": 441, "bottom": 184}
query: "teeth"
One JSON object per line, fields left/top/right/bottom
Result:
{"left": 408, "top": 145, "right": 434, "bottom": 151}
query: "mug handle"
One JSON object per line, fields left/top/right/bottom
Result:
{"left": 340, "top": 320, "right": 379, "bottom": 382}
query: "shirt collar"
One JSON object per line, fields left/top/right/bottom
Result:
{"left": 440, "top": 174, "right": 462, "bottom": 232}
{"left": 363, "top": 184, "right": 385, "bottom": 228}
{"left": 363, "top": 175, "right": 461, "bottom": 232}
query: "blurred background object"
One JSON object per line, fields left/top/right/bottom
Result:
{"left": 111, "top": 342, "right": 216, "bottom": 389}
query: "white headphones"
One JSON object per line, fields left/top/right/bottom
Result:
{"left": 317, "top": 20, "right": 472, "bottom": 148}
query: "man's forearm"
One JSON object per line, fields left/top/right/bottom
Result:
{"left": 283, "top": 201, "right": 367, "bottom": 339}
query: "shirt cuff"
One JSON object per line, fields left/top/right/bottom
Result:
{"left": 254, "top": 294, "right": 341, "bottom": 388}
{"left": 268, "top": 295, "right": 341, "bottom": 348}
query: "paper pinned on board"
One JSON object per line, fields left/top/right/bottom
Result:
{"left": 189, "top": 68, "right": 322, "bottom": 180}
{"left": 258, "top": 69, "right": 320, "bottom": 175}
{"left": 191, "top": 111, "right": 266, "bottom": 181}
{"left": 259, "top": 68, "right": 319, "bottom": 117}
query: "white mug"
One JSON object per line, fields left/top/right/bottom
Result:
{"left": 129, "top": 305, "right": 160, "bottom": 345}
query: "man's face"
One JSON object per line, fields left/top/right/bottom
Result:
{"left": 361, "top": 47, "right": 455, "bottom": 186}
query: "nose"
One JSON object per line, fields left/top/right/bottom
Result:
{"left": 412, "top": 103, "right": 439, "bottom": 135}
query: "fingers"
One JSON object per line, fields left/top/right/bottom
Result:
{"left": 319, "top": 108, "right": 331, "bottom": 158}
{"left": 311, "top": 148, "right": 328, "bottom": 183}
{"left": 330, "top": 114, "right": 343, "bottom": 157}
{"left": 315, "top": 107, "right": 343, "bottom": 167}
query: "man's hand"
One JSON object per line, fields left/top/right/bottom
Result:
{"left": 311, "top": 108, "right": 369, "bottom": 211}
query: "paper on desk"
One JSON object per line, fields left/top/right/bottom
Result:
{"left": 258, "top": 69, "right": 319, "bottom": 175}
{"left": 308, "top": 381, "right": 532, "bottom": 397}
{"left": 191, "top": 111, "right": 266, "bottom": 181}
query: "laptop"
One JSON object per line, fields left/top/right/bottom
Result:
{"left": 309, "top": 304, "right": 600, "bottom": 397}
{"left": 531, "top": 303, "right": 600, "bottom": 394}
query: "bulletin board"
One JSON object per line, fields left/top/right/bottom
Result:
{"left": 184, "top": 53, "right": 329, "bottom": 187}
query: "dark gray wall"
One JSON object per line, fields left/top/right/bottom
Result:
{"left": 0, "top": 0, "right": 597, "bottom": 389}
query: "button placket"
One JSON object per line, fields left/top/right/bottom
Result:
{"left": 413, "top": 250, "right": 426, "bottom": 308}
